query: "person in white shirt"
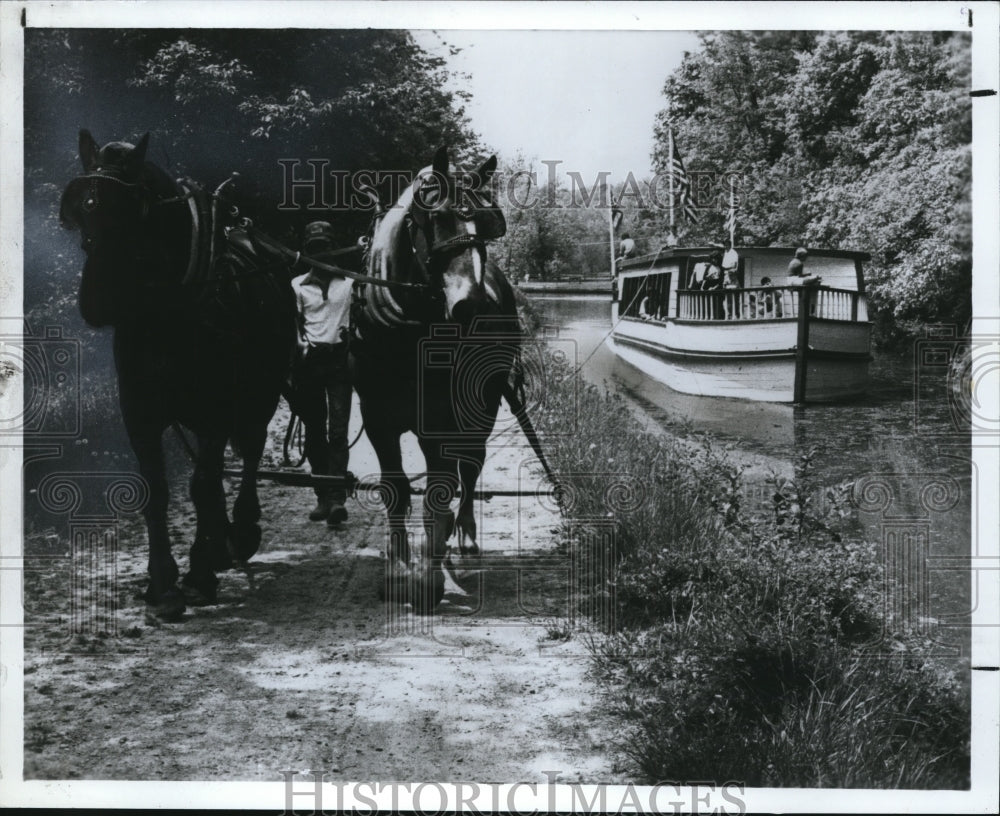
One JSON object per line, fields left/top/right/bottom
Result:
{"left": 291, "top": 221, "right": 354, "bottom": 525}
{"left": 721, "top": 247, "right": 741, "bottom": 318}
{"left": 689, "top": 253, "right": 722, "bottom": 291}
{"left": 638, "top": 289, "right": 654, "bottom": 320}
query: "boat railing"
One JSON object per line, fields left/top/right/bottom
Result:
{"left": 675, "top": 286, "right": 869, "bottom": 322}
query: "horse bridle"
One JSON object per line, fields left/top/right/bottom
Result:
{"left": 406, "top": 176, "right": 492, "bottom": 280}
{"left": 63, "top": 168, "right": 157, "bottom": 251}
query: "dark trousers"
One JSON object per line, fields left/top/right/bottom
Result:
{"left": 293, "top": 343, "right": 351, "bottom": 502}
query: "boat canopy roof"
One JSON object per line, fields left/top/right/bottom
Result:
{"left": 618, "top": 245, "right": 871, "bottom": 272}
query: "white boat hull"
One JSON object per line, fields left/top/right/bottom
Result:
{"left": 609, "top": 312, "right": 870, "bottom": 403}
{"left": 609, "top": 245, "right": 873, "bottom": 403}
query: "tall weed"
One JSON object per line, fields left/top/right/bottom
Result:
{"left": 533, "top": 359, "right": 969, "bottom": 788}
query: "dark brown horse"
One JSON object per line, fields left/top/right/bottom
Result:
{"left": 351, "top": 147, "right": 520, "bottom": 610}
{"left": 60, "top": 130, "right": 297, "bottom": 621}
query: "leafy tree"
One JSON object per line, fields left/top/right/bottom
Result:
{"left": 24, "top": 28, "right": 483, "bottom": 327}
{"left": 799, "top": 33, "right": 972, "bottom": 339}
{"left": 651, "top": 31, "right": 972, "bottom": 343}
{"left": 493, "top": 155, "right": 613, "bottom": 282}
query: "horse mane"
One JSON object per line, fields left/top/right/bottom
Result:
{"left": 141, "top": 160, "right": 180, "bottom": 199}
{"left": 362, "top": 161, "right": 514, "bottom": 332}
{"left": 369, "top": 181, "right": 417, "bottom": 283}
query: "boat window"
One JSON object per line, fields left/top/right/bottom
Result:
{"left": 683, "top": 257, "right": 697, "bottom": 290}
{"left": 652, "top": 273, "right": 672, "bottom": 319}
{"left": 621, "top": 276, "right": 642, "bottom": 317}
{"left": 622, "top": 272, "right": 672, "bottom": 319}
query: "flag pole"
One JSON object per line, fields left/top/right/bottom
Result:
{"left": 668, "top": 127, "right": 676, "bottom": 236}
{"left": 666, "top": 99, "right": 677, "bottom": 247}
{"left": 728, "top": 173, "right": 736, "bottom": 249}
{"left": 608, "top": 184, "right": 618, "bottom": 277}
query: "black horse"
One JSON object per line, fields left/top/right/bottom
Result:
{"left": 60, "top": 130, "right": 297, "bottom": 621}
{"left": 351, "top": 147, "right": 520, "bottom": 609}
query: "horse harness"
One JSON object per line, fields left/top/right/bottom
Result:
{"left": 62, "top": 164, "right": 513, "bottom": 359}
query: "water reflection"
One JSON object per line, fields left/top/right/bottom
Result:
{"left": 529, "top": 294, "right": 973, "bottom": 645}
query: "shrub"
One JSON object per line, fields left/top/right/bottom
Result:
{"left": 533, "top": 359, "right": 970, "bottom": 788}
{"left": 593, "top": 629, "right": 970, "bottom": 788}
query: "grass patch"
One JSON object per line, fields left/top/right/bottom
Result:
{"left": 533, "top": 358, "right": 970, "bottom": 788}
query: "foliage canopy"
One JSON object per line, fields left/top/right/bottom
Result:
{"left": 647, "top": 31, "right": 971, "bottom": 342}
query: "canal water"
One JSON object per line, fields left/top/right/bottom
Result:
{"left": 531, "top": 294, "right": 975, "bottom": 652}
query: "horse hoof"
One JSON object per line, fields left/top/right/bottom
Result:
{"left": 388, "top": 559, "right": 412, "bottom": 578}
{"left": 445, "top": 550, "right": 480, "bottom": 584}
{"left": 145, "top": 586, "right": 186, "bottom": 622}
{"left": 457, "top": 538, "right": 480, "bottom": 558}
{"left": 181, "top": 572, "right": 219, "bottom": 606}
{"left": 380, "top": 572, "right": 410, "bottom": 604}
{"left": 209, "top": 548, "right": 233, "bottom": 572}
{"left": 231, "top": 523, "right": 262, "bottom": 562}
{"left": 411, "top": 571, "right": 445, "bottom": 614}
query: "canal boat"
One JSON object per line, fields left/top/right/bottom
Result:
{"left": 608, "top": 245, "right": 872, "bottom": 403}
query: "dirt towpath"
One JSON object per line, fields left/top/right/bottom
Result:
{"left": 22, "top": 399, "right": 626, "bottom": 782}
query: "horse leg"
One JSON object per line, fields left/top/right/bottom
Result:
{"left": 415, "top": 439, "right": 459, "bottom": 611}
{"left": 129, "top": 427, "right": 185, "bottom": 621}
{"left": 454, "top": 441, "right": 487, "bottom": 564}
{"left": 325, "top": 347, "right": 353, "bottom": 523}
{"left": 182, "top": 433, "right": 228, "bottom": 604}
{"left": 365, "top": 424, "right": 411, "bottom": 569}
{"left": 418, "top": 440, "right": 460, "bottom": 563}
{"left": 231, "top": 417, "right": 268, "bottom": 562}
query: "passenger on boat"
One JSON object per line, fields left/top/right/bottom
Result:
{"left": 705, "top": 251, "right": 725, "bottom": 318}
{"left": 638, "top": 288, "right": 655, "bottom": 320}
{"left": 689, "top": 261, "right": 707, "bottom": 289}
{"left": 706, "top": 252, "right": 724, "bottom": 289}
{"left": 786, "top": 247, "right": 822, "bottom": 286}
{"left": 753, "top": 276, "right": 782, "bottom": 318}
{"left": 787, "top": 247, "right": 821, "bottom": 316}
{"left": 619, "top": 233, "right": 637, "bottom": 259}
{"left": 689, "top": 253, "right": 723, "bottom": 291}
{"left": 722, "top": 248, "right": 740, "bottom": 285}
{"left": 722, "top": 248, "right": 741, "bottom": 318}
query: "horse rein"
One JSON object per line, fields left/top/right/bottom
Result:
{"left": 65, "top": 167, "right": 497, "bottom": 300}
{"left": 248, "top": 229, "right": 432, "bottom": 292}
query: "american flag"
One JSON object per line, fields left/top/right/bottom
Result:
{"left": 724, "top": 196, "right": 738, "bottom": 235}
{"left": 669, "top": 129, "right": 699, "bottom": 224}
{"left": 724, "top": 172, "right": 739, "bottom": 238}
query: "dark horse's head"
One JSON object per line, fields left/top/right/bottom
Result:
{"left": 60, "top": 129, "right": 178, "bottom": 328}
{"left": 387, "top": 147, "right": 506, "bottom": 331}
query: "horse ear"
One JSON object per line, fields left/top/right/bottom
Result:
{"left": 79, "top": 129, "right": 100, "bottom": 171}
{"left": 432, "top": 146, "right": 449, "bottom": 178}
{"left": 471, "top": 155, "right": 498, "bottom": 189}
{"left": 131, "top": 132, "right": 150, "bottom": 167}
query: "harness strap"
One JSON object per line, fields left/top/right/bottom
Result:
{"left": 154, "top": 189, "right": 197, "bottom": 206}
{"left": 180, "top": 180, "right": 201, "bottom": 286}
{"left": 75, "top": 172, "right": 142, "bottom": 189}
{"left": 249, "top": 229, "right": 431, "bottom": 291}
{"left": 500, "top": 380, "right": 561, "bottom": 497}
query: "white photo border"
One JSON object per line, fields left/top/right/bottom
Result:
{"left": 1, "top": 1, "right": 997, "bottom": 812}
